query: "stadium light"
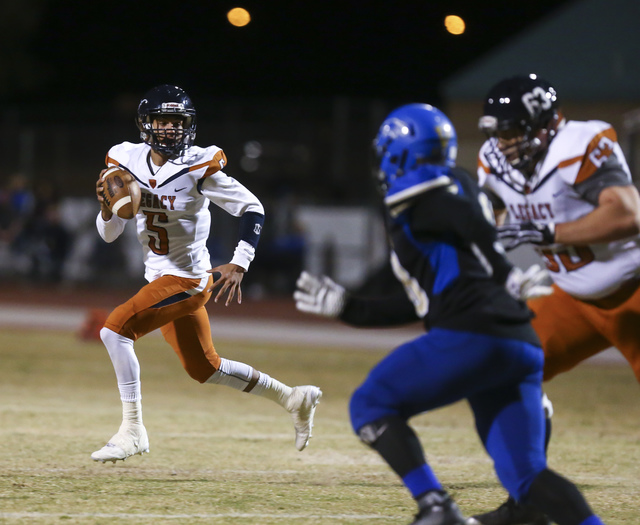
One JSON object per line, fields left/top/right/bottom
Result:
{"left": 444, "top": 15, "right": 465, "bottom": 35}
{"left": 227, "top": 7, "right": 251, "bottom": 27}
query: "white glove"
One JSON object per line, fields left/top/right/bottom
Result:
{"left": 294, "top": 271, "right": 346, "bottom": 318}
{"left": 505, "top": 264, "right": 553, "bottom": 301}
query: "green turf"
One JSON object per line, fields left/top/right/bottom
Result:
{"left": 0, "top": 329, "right": 638, "bottom": 523}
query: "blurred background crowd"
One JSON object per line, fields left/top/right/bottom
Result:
{"left": 2, "top": 0, "right": 639, "bottom": 297}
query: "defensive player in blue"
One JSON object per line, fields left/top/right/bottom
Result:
{"left": 294, "top": 104, "right": 606, "bottom": 525}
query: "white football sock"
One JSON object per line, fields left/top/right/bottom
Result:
{"left": 100, "top": 327, "right": 141, "bottom": 403}
{"left": 206, "top": 357, "right": 292, "bottom": 407}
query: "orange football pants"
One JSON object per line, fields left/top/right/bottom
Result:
{"left": 103, "top": 274, "right": 221, "bottom": 383}
{"left": 528, "top": 279, "right": 640, "bottom": 382}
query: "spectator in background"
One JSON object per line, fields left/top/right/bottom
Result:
{"left": 11, "top": 179, "right": 71, "bottom": 282}
{"left": 0, "top": 173, "right": 33, "bottom": 243}
{"left": 246, "top": 186, "right": 306, "bottom": 297}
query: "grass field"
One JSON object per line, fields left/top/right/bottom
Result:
{"left": 0, "top": 327, "right": 639, "bottom": 524}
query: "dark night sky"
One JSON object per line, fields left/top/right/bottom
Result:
{"left": 22, "top": 0, "right": 572, "bottom": 107}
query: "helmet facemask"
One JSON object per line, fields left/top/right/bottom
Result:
{"left": 480, "top": 110, "right": 560, "bottom": 177}
{"left": 140, "top": 112, "right": 195, "bottom": 157}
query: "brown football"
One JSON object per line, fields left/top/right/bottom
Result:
{"left": 100, "top": 167, "right": 141, "bottom": 219}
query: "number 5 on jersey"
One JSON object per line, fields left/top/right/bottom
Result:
{"left": 144, "top": 211, "right": 169, "bottom": 255}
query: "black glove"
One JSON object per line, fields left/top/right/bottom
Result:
{"left": 497, "top": 221, "right": 555, "bottom": 250}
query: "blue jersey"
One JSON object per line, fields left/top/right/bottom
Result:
{"left": 342, "top": 167, "right": 539, "bottom": 346}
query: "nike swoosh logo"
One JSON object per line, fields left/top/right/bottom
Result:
{"left": 175, "top": 187, "right": 187, "bottom": 192}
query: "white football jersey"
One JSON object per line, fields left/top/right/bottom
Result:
{"left": 478, "top": 120, "right": 640, "bottom": 300}
{"left": 96, "top": 142, "right": 264, "bottom": 286}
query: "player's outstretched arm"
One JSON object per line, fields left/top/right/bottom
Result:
{"left": 555, "top": 185, "right": 640, "bottom": 245}
{"left": 499, "top": 186, "right": 640, "bottom": 249}
{"left": 294, "top": 270, "right": 421, "bottom": 327}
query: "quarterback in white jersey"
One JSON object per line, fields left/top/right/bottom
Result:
{"left": 470, "top": 74, "right": 640, "bottom": 525}
{"left": 99, "top": 141, "right": 261, "bottom": 288}
{"left": 91, "top": 85, "right": 321, "bottom": 464}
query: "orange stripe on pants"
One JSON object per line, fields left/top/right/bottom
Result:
{"left": 104, "top": 274, "right": 221, "bottom": 383}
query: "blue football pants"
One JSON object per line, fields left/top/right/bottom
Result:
{"left": 349, "top": 327, "right": 547, "bottom": 500}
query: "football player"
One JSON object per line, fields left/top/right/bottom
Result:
{"left": 468, "top": 73, "right": 640, "bottom": 525}
{"left": 294, "top": 103, "right": 606, "bottom": 525}
{"left": 91, "top": 84, "right": 321, "bottom": 463}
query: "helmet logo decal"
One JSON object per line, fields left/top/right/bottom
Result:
{"left": 380, "top": 118, "right": 411, "bottom": 140}
{"left": 522, "top": 86, "right": 553, "bottom": 118}
{"left": 161, "top": 102, "right": 186, "bottom": 111}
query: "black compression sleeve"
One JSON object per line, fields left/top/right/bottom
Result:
{"left": 339, "top": 290, "right": 420, "bottom": 327}
{"left": 238, "top": 211, "right": 265, "bottom": 248}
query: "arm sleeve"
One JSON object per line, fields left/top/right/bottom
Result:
{"left": 339, "top": 290, "right": 420, "bottom": 327}
{"left": 228, "top": 211, "right": 265, "bottom": 270}
{"left": 337, "top": 262, "right": 421, "bottom": 327}
{"left": 96, "top": 212, "right": 127, "bottom": 243}
{"left": 410, "top": 183, "right": 513, "bottom": 285}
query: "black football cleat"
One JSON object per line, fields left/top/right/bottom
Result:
{"left": 465, "top": 496, "right": 550, "bottom": 525}
{"left": 410, "top": 490, "right": 466, "bottom": 525}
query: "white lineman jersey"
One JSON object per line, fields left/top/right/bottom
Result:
{"left": 478, "top": 120, "right": 640, "bottom": 300}
{"left": 99, "top": 142, "right": 264, "bottom": 283}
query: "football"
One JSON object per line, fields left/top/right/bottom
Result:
{"left": 100, "top": 167, "right": 141, "bottom": 219}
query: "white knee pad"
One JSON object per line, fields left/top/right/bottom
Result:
{"left": 542, "top": 392, "right": 554, "bottom": 419}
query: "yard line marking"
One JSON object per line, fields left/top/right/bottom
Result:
{"left": 0, "top": 512, "right": 403, "bottom": 520}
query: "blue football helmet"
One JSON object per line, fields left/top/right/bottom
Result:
{"left": 373, "top": 103, "right": 457, "bottom": 206}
